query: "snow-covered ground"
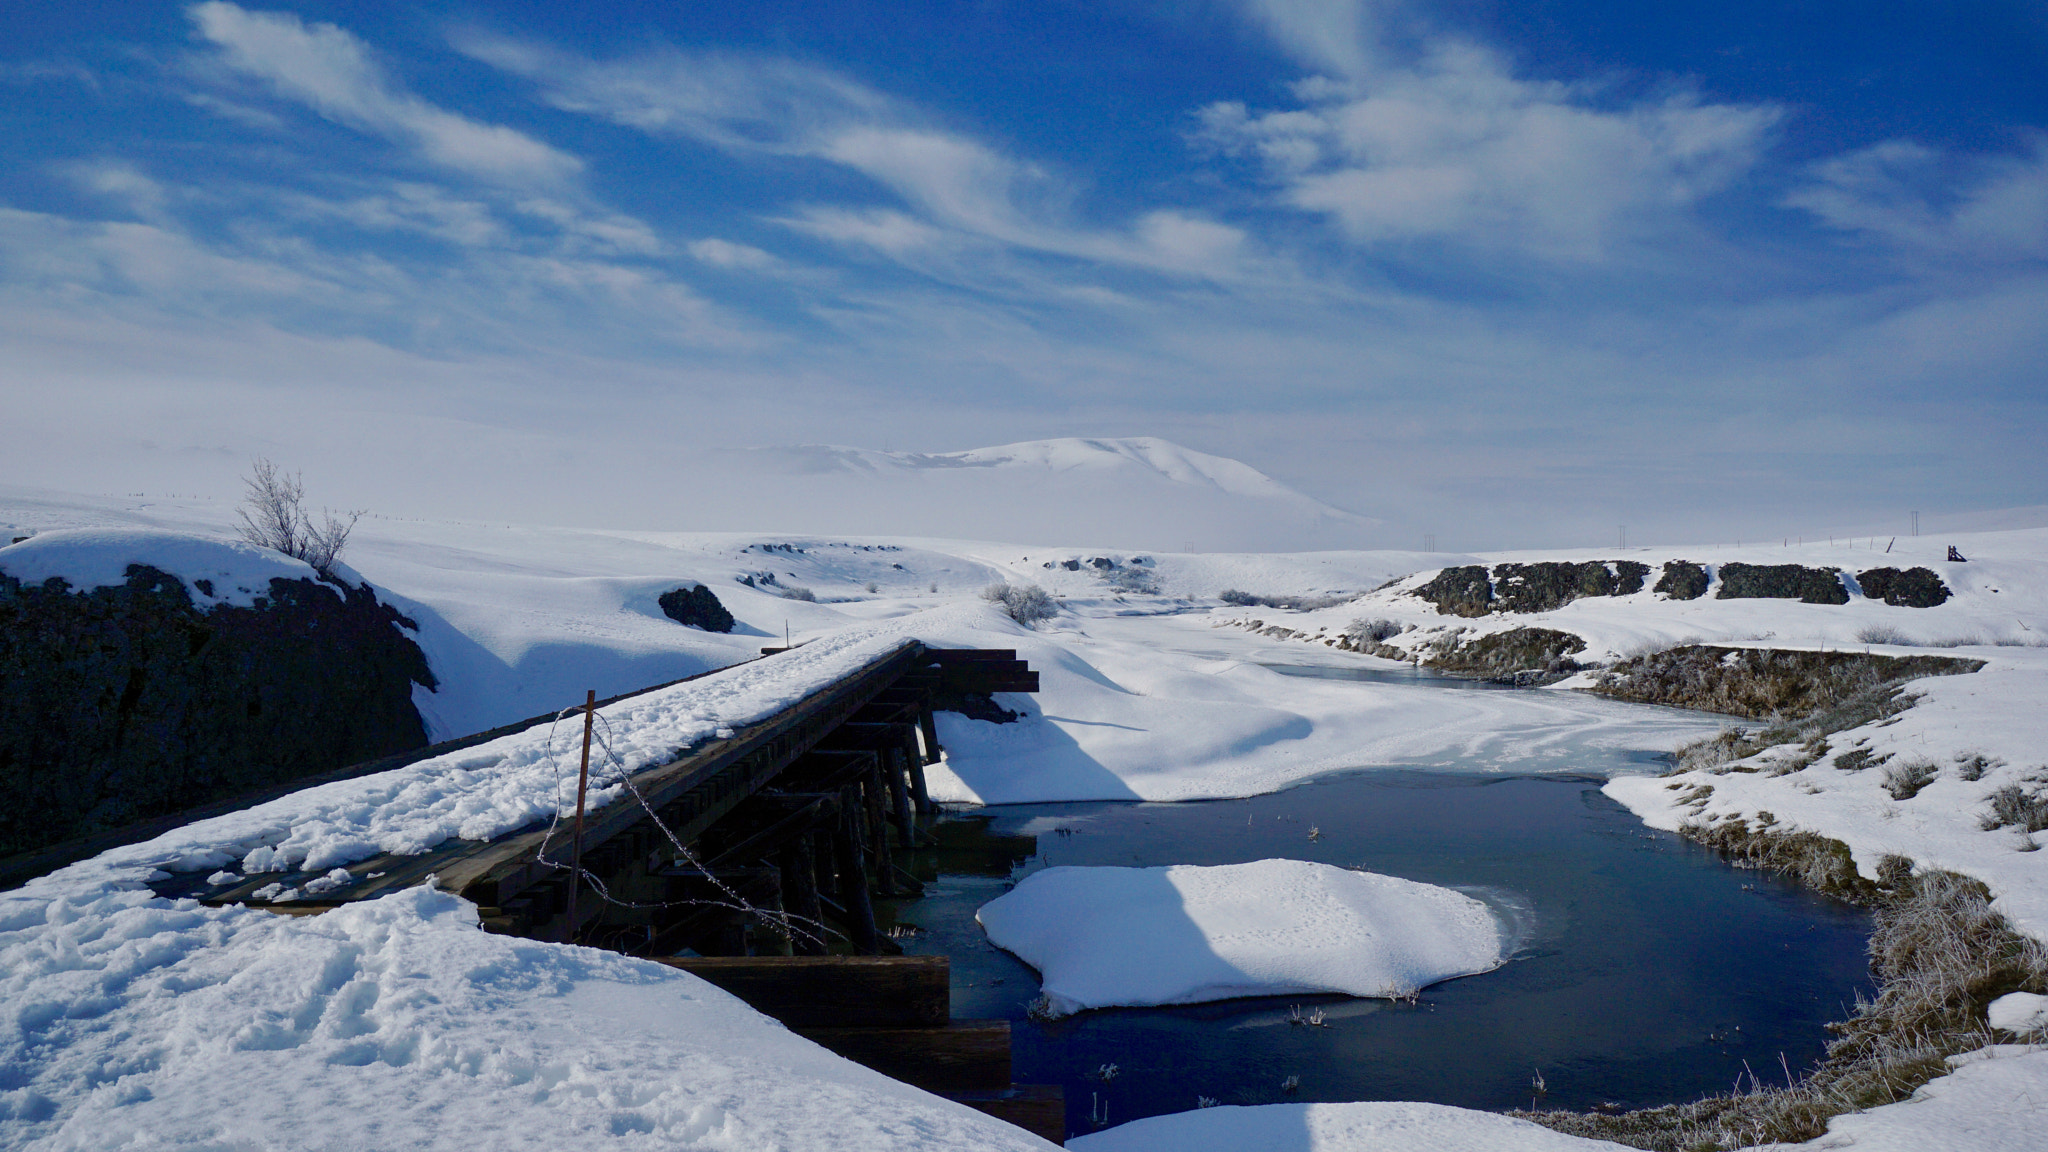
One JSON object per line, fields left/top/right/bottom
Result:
{"left": 975, "top": 860, "right": 1505, "bottom": 1015}
{"left": 5, "top": 483, "right": 2048, "bottom": 1150}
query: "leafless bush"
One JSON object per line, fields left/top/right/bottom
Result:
{"left": 983, "top": 582, "right": 1057, "bottom": 626}
{"left": 777, "top": 585, "right": 816, "bottom": 602}
{"left": 1855, "top": 624, "right": 1910, "bottom": 645}
{"left": 1105, "top": 567, "right": 1158, "bottom": 595}
{"left": 1344, "top": 617, "right": 1403, "bottom": 643}
{"left": 235, "top": 458, "right": 361, "bottom": 579}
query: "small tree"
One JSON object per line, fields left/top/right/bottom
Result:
{"left": 982, "top": 582, "right": 1057, "bottom": 627}
{"left": 236, "top": 458, "right": 361, "bottom": 579}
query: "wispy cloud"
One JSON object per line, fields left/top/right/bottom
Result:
{"left": 1787, "top": 136, "right": 2048, "bottom": 261}
{"left": 189, "top": 2, "right": 582, "bottom": 186}
{"left": 459, "top": 32, "right": 1254, "bottom": 281}
{"left": 1205, "top": 10, "right": 1780, "bottom": 260}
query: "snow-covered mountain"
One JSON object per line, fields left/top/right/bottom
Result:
{"left": 694, "top": 437, "right": 1381, "bottom": 552}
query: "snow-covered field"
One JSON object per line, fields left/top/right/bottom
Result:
{"left": 4, "top": 484, "right": 2047, "bottom": 1150}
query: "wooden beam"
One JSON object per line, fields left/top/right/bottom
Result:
{"left": 650, "top": 955, "right": 949, "bottom": 1028}
{"left": 794, "top": 1020, "right": 1012, "bottom": 1092}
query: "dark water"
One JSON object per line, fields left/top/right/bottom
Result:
{"left": 879, "top": 771, "right": 1874, "bottom": 1141}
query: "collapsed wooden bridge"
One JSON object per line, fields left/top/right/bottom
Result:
{"left": 148, "top": 641, "right": 1064, "bottom": 1142}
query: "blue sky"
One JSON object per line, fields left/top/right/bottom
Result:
{"left": 1, "top": 1, "right": 2043, "bottom": 548}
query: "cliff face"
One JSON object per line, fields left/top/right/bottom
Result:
{"left": 0, "top": 565, "right": 435, "bottom": 856}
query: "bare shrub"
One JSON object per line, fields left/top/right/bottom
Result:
{"left": 1882, "top": 759, "right": 1938, "bottom": 801}
{"left": 1105, "top": 567, "right": 1158, "bottom": 595}
{"left": 1344, "top": 618, "right": 1403, "bottom": 643}
{"left": 1856, "top": 624, "right": 1910, "bottom": 645}
{"left": 235, "top": 458, "right": 362, "bottom": 579}
{"left": 1219, "top": 589, "right": 1352, "bottom": 610}
{"left": 982, "top": 582, "right": 1057, "bottom": 626}
{"left": 778, "top": 585, "right": 817, "bottom": 602}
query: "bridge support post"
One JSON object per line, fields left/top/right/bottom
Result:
{"left": 834, "top": 806, "right": 882, "bottom": 954}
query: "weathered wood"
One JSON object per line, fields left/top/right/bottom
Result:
{"left": 944, "top": 1085, "right": 1065, "bottom": 1146}
{"left": 833, "top": 805, "right": 882, "bottom": 954}
{"left": 650, "top": 955, "right": 949, "bottom": 1028}
{"left": 884, "top": 744, "right": 915, "bottom": 847}
{"left": 702, "top": 793, "right": 838, "bottom": 869}
{"left": 794, "top": 1020, "right": 1012, "bottom": 1092}
{"left": 780, "top": 834, "right": 827, "bottom": 956}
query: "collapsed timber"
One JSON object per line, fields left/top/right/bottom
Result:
{"left": 139, "top": 640, "right": 1065, "bottom": 1142}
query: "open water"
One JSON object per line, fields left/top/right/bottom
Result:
{"left": 880, "top": 667, "right": 1874, "bottom": 1141}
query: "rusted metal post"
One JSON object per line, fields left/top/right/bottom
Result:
{"left": 564, "top": 688, "right": 596, "bottom": 942}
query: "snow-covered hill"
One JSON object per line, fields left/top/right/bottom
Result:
{"left": 700, "top": 436, "right": 1381, "bottom": 552}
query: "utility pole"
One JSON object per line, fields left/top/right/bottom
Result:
{"left": 1619, "top": 526, "right": 1626, "bottom": 550}
{"left": 1424, "top": 534, "right": 1435, "bottom": 552}
{"left": 1911, "top": 511, "right": 1919, "bottom": 537}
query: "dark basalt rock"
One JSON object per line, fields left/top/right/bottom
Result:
{"left": 1716, "top": 563, "right": 1849, "bottom": 605}
{"left": 1415, "top": 565, "right": 1494, "bottom": 617}
{"left": 1857, "top": 567, "right": 1951, "bottom": 609}
{"left": 658, "top": 583, "right": 736, "bottom": 632}
{"left": 0, "top": 565, "right": 435, "bottom": 857}
{"left": 1493, "top": 562, "right": 1617, "bottom": 613}
{"left": 1655, "top": 561, "right": 1710, "bottom": 600}
{"left": 1614, "top": 561, "right": 1651, "bottom": 596}
{"left": 1427, "top": 627, "right": 1587, "bottom": 682}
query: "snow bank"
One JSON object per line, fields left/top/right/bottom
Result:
{"left": 975, "top": 860, "right": 1505, "bottom": 1015}
{"left": 1067, "top": 1101, "right": 1626, "bottom": 1151}
{"left": 0, "top": 884, "right": 1056, "bottom": 1151}
{"left": 0, "top": 526, "right": 340, "bottom": 607}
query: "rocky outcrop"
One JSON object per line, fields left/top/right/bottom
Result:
{"left": 1654, "top": 561, "right": 1710, "bottom": 600}
{"left": 1857, "top": 567, "right": 1951, "bottom": 608}
{"left": 1425, "top": 627, "right": 1587, "bottom": 683}
{"left": 1589, "top": 646, "right": 1981, "bottom": 719}
{"left": 1414, "top": 566, "right": 1494, "bottom": 617}
{"left": 0, "top": 566, "right": 435, "bottom": 857}
{"left": 1715, "top": 563, "right": 1850, "bottom": 605}
{"left": 1416, "top": 561, "right": 1651, "bottom": 616}
{"left": 659, "top": 583, "right": 736, "bottom": 632}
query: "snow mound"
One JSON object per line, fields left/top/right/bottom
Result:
{"left": 0, "top": 884, "right": 1055, "bottom": 1151}
{"left": 1066, "top": 1100, "right": 1627, "bottom": 1151}
{"left": 0, "top": 526, "right": 338, "bottom": 608}
{"left": 975, "top": 859, "right": 1505, "bottom": 1015}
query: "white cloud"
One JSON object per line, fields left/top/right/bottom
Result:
{"left": 1196, "top": 40, "right": 1778, "bottom": 258}
{"left": 189, "top": 2, "right": 581, "bottom": 186}
{"left": 466, "top": 35, "right": 1251, "bottom": 280}
{"left": 61, "top": 160, "right": 170, "bottom": 220}
{"left": 686, "top": 238, "right": 779, "bottom": 270}
{"left": 1787, "top": 137, "right": 2048, "bottom": 260}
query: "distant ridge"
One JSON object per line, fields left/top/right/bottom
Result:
{"left": 700, "top": 437, "right": 1382, "bottom": 552}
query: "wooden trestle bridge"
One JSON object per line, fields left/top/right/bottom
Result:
{"left": 154, "top": 641, "right": 1066, "bottom": 1143}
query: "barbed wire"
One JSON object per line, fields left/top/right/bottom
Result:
{"left": 526, "top": 704, "right": 845, "bottom": 953}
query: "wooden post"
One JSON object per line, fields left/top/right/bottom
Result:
{"left": 885, "top": 745, "right": 916, "bottom": 848}
{"left": 564, "top": 689, "right": 596, "bottom": 943}
{"left": 835, "top": 802, "right": 882, "bottom": 954}
{"left": 911, "top": 706, "right": 938, "bottom": 814}
{"left": 781, "top": 836, "right": 826, "bottom": 956}
{"left": 865, "top": 770, "right": 897, "bottom": 898}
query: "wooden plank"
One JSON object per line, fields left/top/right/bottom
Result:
{"left": 794, "top": 1020, "right": 1012, "bottom": 1092}
{"left": 650, "top": 955, "right": 949, "bottom": 1027}
{"left": 945, "top": 1085, "right": 1066, "bottom": 1146}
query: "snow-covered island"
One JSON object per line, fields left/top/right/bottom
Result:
{"left": 4, "top": 472, "right": 2047, "bottom": 1151}
{"left": 976, "top": 860, "right": 1506, "bottom": 1016}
